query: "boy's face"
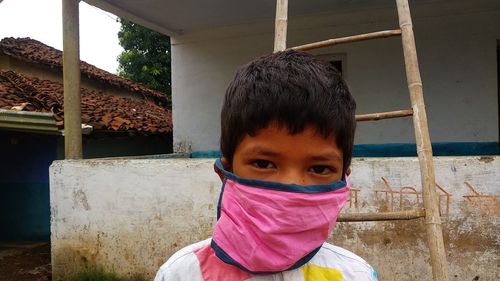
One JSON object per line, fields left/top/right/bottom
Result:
{"left": 224, "top": 123, "right": 344, "bottom": 186}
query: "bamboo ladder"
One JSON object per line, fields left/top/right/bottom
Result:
{"left": 273, "top": 0, "right": 449, "bottom": 280}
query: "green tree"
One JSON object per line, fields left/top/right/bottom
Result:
{"left": 117, "top": 19, "right": 171, "bottom": 105}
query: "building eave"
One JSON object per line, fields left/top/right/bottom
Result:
{"left": 0, "top": 110, "right": 95, "bottom": 135}
{"left": 0, "top": 109, "right": 62, "bottom": 135}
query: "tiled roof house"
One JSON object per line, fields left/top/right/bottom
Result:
{"left": 0, "top": 70, "right": 172, "bottom": 134}
{"left": 0, "top": 37, "right": 169, "bottom": 103}
{"left": 0, "top": 37, "right": 172, "bottom": 135}
{"left": 0, "top": 37, "right": 173, "bottom": 242}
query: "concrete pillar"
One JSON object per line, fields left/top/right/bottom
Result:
{"left": 62, "top": 0, "right": 82, "bottom": 159}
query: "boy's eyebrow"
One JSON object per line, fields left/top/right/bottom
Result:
{"left": 248, "top": 147, "right": 280, "bottom": 157}
{"left": 309, "top": 154, "right": 342, "bottom": 161}
{"left": 244, "top": 147, "right": 342, "bottom": 161}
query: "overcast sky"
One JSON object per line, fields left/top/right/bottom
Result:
{"left": 0, "top": 0, "right": 123, "bottom": 74}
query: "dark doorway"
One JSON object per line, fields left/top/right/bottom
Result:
{"left": 497, "top": 41, "right": 499, "bottom": 153}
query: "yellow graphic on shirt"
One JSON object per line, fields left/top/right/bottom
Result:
{"left": 302, "top": 265, "right": 342, "bottom": 280}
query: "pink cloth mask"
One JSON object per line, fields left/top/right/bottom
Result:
{"left": 211, "top": 159, "right": 350, "bottom": 274}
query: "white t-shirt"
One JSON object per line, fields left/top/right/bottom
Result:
{"left": 155, "top": 238, "right": 377, "bottom": 281}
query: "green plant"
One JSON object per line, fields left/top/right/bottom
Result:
{"left": 117, "top": 19, "right": 171, "bottom": 107}
{"left": 56, "top": 268, "right": 148, "bottom": 281}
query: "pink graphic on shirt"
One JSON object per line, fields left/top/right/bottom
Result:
{"left": 195, "top": 245, "right": 253, "bottom": 281}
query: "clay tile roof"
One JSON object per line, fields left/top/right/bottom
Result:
{"left": 0, "top": 70, "right": 172, "bottom": 134}
{"left": 0, "top": 37, "right": 169, "bottom": 104}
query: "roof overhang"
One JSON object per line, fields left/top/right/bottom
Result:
{"left": 0, "top": 109, "right": 93, "bottom": 135}
{"left": 0, "top": 109, "right": 62, "bottom": 135}
{"left": 83, "top": 0, "right": 399, "bottom": 36}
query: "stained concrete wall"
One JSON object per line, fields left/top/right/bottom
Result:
{"left": 170, "top": 0, "right": 500, "bottom": 153}
{"left": 50, "top": 156, "right": 499, "bottom": 280}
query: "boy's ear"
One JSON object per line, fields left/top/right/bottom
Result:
{"left": 346, "top": 167, "right": 351, "bottom": 176}
{"left": 220, "top": 157, "right": 231, "bottom": 171}
{"left": 215, "top": 157, "right": 231, "bottom": 181}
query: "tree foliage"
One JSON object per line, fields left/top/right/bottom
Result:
{"left": 117, "top": 19, "right": 171, "bottom": 105}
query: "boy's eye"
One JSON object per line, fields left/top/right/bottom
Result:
{"left": 309, "top": 165, "right": 333, "bottom": 175}
{"left": 252, "top": 160, "right": 275, "bottom": 169}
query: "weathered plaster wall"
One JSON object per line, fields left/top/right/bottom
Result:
{"left": 50, "top": 156, "right": 499, "bottom": 280}
{"left": 171, "top": 1, "right": 500, "bottom": 153}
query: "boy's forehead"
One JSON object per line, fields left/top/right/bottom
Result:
{"left": 237, "top": 124, "right": 343, "bottom": 159}
{"left": 254, "top": 122, "right": 337, "bottom": 142}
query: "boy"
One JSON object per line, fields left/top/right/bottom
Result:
{"left": 155, "top": 51, "right": 377, "bottom": 280}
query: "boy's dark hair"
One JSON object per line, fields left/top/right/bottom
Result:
{"left": 220, "top": 50, "right": 356, "bottom": 171}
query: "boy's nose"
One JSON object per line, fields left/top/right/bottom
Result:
{"left": 277, "top": 170, "right": 306, "bottom": 186}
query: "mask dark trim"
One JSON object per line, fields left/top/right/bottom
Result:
{"left": 214, "top": 159, "right": 346, "bottom": 194}
{"left": 211, "top": 239, "right": 321, "bottom": 275}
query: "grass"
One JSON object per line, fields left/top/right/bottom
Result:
{"left": 55, "top": 268, "right": 148, "bottom": 281}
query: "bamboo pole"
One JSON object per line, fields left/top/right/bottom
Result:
{"left": 356, "top": 109, "right": 413, "bottom": 122}
{"left": 396, "top": 0, "right": 449, "bottom": 280}
{"left": 274, "top": 0, "right": 288, "bottom": 52}
{"left": 338, "top": 209, "right": 425, "bottom": 222}
{"left": 62, "top": 0, "right": 82, "bottom": 159}
{"left": 289, "top": 29, "right": 401, "bottom": 52}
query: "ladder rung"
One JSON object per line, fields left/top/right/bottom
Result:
{"left": 338, "top": 209, "right": 426, "bottom": 222}
{"left": 356, "top": 109, "right": 413, "bottom": 122}
{"left": 289, "top": 29, "right": 402, "bottom": 52}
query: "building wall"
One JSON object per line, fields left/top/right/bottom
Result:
{"left": 171, "top": 1, "right": 500, "bottom": 153}
{"left": 49, "top": 157, "right": 500, "bottom": 280}
{"left": 0, "top": 55, "right": 143, "bottom": 101}
{"left": 0, "top": 131, "right": 56, "bottom": 241}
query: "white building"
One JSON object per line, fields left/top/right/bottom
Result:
{"left": 87, "top": 0, "right": 499, "bottom": 156}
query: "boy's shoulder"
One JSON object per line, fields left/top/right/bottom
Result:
{"left": 154, "top": 238, "right": 211, "bottom": 281}
{"left": 154, "top": 239, "right": 377, "bottom": 281}
{"left": 307, "top": 242, "right": 377, "bottom": 280}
